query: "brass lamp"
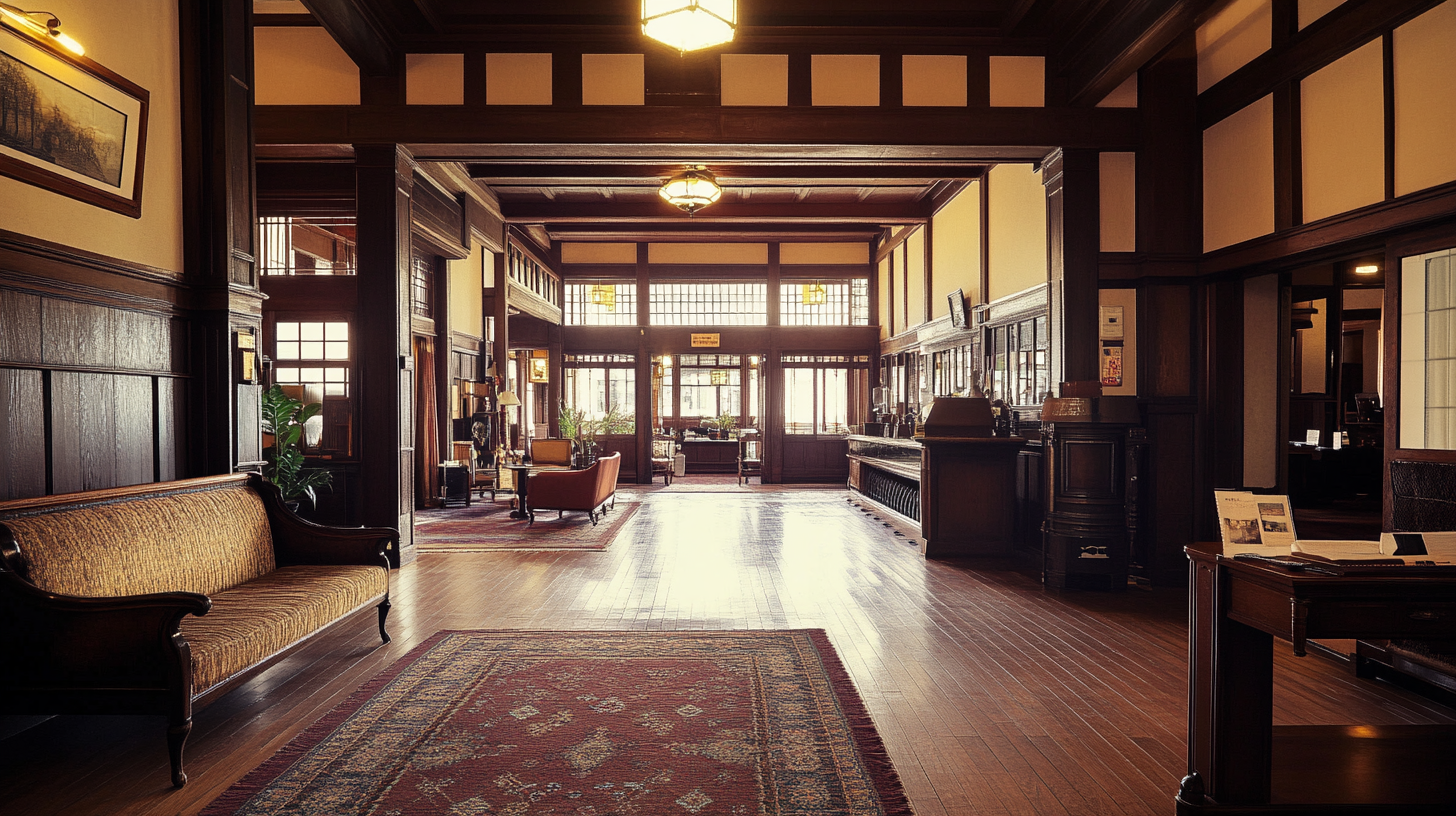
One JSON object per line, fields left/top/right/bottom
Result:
{"left": 659, "top": 166, "right": 722, "bottom": 215}
{"left": 641, "top": 0, "right": 736, "bottom": 54}
{"left": 0, "top": 3, "right": 84, "bottom": 54}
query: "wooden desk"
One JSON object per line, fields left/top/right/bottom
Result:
{"left": 1181, "top": 542, "right": 1456, "bottom": 814}
{"left": 680, "top": 438, "right": 738, "bottom": 473}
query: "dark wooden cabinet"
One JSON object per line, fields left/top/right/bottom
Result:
{"left": 681, "top": 438, "right": 738, "bottom": 473}
{"left": 1041, "top": 396, "right": 1145, "bottom": 591}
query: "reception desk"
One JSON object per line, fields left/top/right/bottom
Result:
{"left": 680, "top": 438, "right": 738, "bottom": 473}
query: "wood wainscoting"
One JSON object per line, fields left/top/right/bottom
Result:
{"left": 0, "top": 230, "right": 191, "bottom": 500}
{"left": 781, "top": 435, "right": 850, "bottom": 483}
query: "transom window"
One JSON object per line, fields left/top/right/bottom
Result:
{"left": 259, "top": 217, "right": 356, "bottom": 276}
{"left": 565, "top": 282, "right": 638, "bottom": 326}
{"left": 780, "top": 279, "right": 870, "bottom": 326}
{"left": 650, "top": 282, "right": 767, "bottom": 326}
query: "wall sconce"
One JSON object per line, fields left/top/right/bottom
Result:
{"left": 641, "top": 0, "right": 736, "bottom": 54}
{"left": 0, "top": 3, "right": 84, "bottom": 55}
{"left": 801, "top": 282, "right": 828, "bottom": 306}
{"left": 1354, "top": 264, "right": 1380, "bottom": 275}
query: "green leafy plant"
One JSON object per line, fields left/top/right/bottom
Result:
{"left": 261, "top": 385, "right": 332, "bottom": 510}
{"left": 712, "top": 411, "right": 738, "bottom": 433}
{"left": 559, "top": 402, "right": 585, "bottom": 442}
{"left": 598, "top": 402, "right": 635, "bottom": 435}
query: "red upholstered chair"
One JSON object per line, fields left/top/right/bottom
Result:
{"left": 525, "top": 452, "right": 621, "bottom": 525}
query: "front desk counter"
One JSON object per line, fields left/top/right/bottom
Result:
{"left": 680, "top": 437, "right": 739, "bottom": 474}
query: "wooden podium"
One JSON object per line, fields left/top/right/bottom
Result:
{"left": 918, "top": 398, "right": 1025, "bottom": 558}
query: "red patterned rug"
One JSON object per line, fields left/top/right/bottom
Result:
{"left": 414, "top": 501, "right": 640, "bottom": 551}
{"left": 202, "top": 630, "right": 912, "bottom": 816}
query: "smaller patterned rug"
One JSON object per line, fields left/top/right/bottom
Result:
{"left": 414, "top": 501, "right": 640, "bottom": 551}
{"left": 202, "top": 630, "right": 912, "bottom": 816}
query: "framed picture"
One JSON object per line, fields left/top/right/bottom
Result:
{"left": 528, "top": 357, "right": 549, "bottom": 383}
{"left": 947, "top": 288, "right": 968, "bottom": 328}
{"left": 0, "top": 23, "right": 149, "bottom": 217}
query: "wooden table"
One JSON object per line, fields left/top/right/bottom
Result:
{"left": 501, "top": 463, "right": 569, "bottom": 520}
{"left": 1181, "top": 542, "right": 1456, "bottom": 814}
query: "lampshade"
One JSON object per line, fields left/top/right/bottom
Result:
{"left": 659, "top": 166, "right": 722, "bottom": 215}
{"left": 801, "top": 282, "right": 828, "bottom": 306}
{"left": 0, "top": 3, "right": 84, "bottom": 54}
{"left": 497, "top": 390, "right": 521, "bottom": 407}
{"left": 641, "top": 0, "right": 735, "bottom": 53}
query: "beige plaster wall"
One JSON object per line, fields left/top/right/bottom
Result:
{"left": 1302, "top": 39, "right": 1384, "bottom": 222}
{"left": 987, "top": 164, "right": 1047, "bottom": 301}
{"left": 1203, "top": 94, "right": 1274, "bottom": 252}
{"left": 930, "top": 181, "right": 981, "bottom": 316}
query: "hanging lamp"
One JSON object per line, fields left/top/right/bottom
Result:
{"left": 641, "top": 1, "right": 736, "bottom": 54}
{"left": 659, "top": 166, "right": 722, "bottom": 215}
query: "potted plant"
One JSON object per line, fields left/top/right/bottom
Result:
{"left": 261, "top": 385, "right": 332, "bottom": 512}
{"left": 712, "top": 411, "right": 737, "bottom": 439}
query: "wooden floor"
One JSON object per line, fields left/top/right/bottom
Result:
{"left": 2, "top": 484, "right": 1453, "bottom": 815}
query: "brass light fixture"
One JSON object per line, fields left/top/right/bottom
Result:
{"left": 659, "top": 166, "right": 722, "bottom": 215}
{"left": 588, "top": 282, "right": 617, "bottom": 311}
{"left": 641, "top": 0, "right": 736, "bottom": 54}
{"left": 710, "top": 369, "right": 730, "bottom": 386}
{"left": 0, "top": 3, "right": 84, "bottom": 54}
{"left": 801, "top": 282, "right": 828, "bottom": 306}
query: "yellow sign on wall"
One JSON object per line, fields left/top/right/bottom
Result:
{"left": 691, "top": 333, "right": 720, "bottom": 348}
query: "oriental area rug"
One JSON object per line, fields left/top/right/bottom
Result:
{"left": 202, "top": 630, "right": 913, "bottom": 816}
{"left": 413, "top": 501, "right": 640, "bottom": 551}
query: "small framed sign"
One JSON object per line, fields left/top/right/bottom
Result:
{"left": 691, "top": 333, "right": 720, "bottom": 348}
{"left": 947, "top": 289, "right": 968, "bottom": 328}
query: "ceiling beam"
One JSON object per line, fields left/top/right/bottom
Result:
{"left": 297, "top": 0, "right": 400, "bottom": 76}
{"left": 546, "top": 224, "right": 885, "bottom": 242}
{"left": 1054, "top": 0, "right": 1221, "bottom": 107}
{"left": 502, "top": 199, "right": 935, "bottom": 224}
{"left": 257, "top": 105, "right": 1138, "bottom": 152}
{"left": 468, "top": 163, "right": 987, "bottom": 181}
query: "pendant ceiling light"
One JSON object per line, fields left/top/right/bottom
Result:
{"left": 642, "top": 0, "right": 736, "bottom": 54}
{"left": 801, "top": 282, "right": 828, "bottom": 306}
{"left": 659, "top": 166, "right": 722, "bottom": 215}
{"left": 588, "top": 283, "right": 617, "bottom": 311}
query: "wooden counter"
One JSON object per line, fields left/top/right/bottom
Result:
{"left": 680, "top": 438, "right": 738, "bottom": 473}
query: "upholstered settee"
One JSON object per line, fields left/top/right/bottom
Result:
{"left": 0, "top": 473, "right": 395, "bottom": 787}
{"left": 527, "top": 452, "right": 621, "bottom": 525}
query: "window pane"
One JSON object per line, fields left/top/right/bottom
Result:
{"left": 325, "top": 341, "right": 349, "bottom": 361}
{"left": 784, "top": 369, "right": 815, "bottom": 434}
{"left": 326, "top": 322, "right": 348, "bottom": 341}
{"left": 301, "top": 322, "right": 324, "bottom": 341}
{"left": 276, "top": 321, "right": 299, "bottom": 341}
{"left": 276, "top": 342, "right": 300, "bottom": 360}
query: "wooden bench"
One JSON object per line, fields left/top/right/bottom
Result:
{"left": 0, "top": 473, "right": 395, "bottom": 787}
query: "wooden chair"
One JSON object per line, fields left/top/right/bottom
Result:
{"left": 532, "top": 438, "right": 574, "bottom": 467}
{"left": 737, "top": 429, "right": 762, "bottom": 485}
{"left": 650, "top": 436, "right": 677, "bottom": 485}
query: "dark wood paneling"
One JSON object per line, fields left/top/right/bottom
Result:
{"left": 1149, "top": 285, "right": 1193, "bottom": 397}
{"left": 1144, "top": 404, "right": 1197, "bottom": 585}
{"left": 114, "top": 375, "right": 155, "bottom": 488}
{"left": 50, "top": 372, "right": 115, "bottom": 495}
{"left": 0, "top": 368, "right": 45, "bottom": 500}
{"left": 412, "top": 174, "right": 467, "bottom": 258}
{"left": 0, "top": 289, "right": 41, "bottom": 364}
{"left": 114, "top": 310, "right": 173, "bottom": 372}
{"left": 42, "top": 299, "right": 114, "bottom": 369}
{"left": 156, "top": 378, "right": 186, "bottom": 483}
{"left": 780, "top": 437, "right": 849, "bottom": 482}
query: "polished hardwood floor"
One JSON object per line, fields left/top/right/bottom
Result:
{"left": 2, "top": 483, "right": 1453, "bottom": 815}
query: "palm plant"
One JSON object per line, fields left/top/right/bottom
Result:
{"left": 261, "top": 385, "right": 332, "bottom": 509}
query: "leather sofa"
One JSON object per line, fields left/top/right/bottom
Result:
{"left": 0, "top": 473, "right": 395, "bottom": 787}
{"left": 527, "top": 452, "right": 621, "bottom": 525}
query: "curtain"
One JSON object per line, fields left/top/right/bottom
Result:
{"left": 415, "top": 337, "right": 440, "bottom": 507}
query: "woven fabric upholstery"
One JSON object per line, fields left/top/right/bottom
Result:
{"left": 181, "top": 565, "right": 387, "bottom": 692}
{"left": 5, "top": 485, "right": 276, "bottom": 599}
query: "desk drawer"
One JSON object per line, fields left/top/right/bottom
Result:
{"left": 1306, "top": 600, "right": 1456, "bottom": 639}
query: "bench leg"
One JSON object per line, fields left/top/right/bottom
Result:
{"left": 167, "top": 717, "right": 191, "bottom": 787}
{"left": 377, "top": 597, "right": 392, "bottom": 644}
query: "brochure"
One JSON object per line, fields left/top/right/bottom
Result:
{"left": 1215, "top": 491, "right": 1296, "bottom": 554}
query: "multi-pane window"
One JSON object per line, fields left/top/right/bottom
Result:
{"left": 931, "top": 345, "right": 972, "bottom": 396}
{"left": 678, "top": 354, "right": 742, "bottom": 421}
{"left": 782, "top": 355, "right": 870, "bottom": 435}
{"left": 259, "top": 217, "right": 356, "bottom": 276}
{"left": 987, "top": 315, "right": 1049, "bottom": 406}
{"left": 565, "top": 282, "right": 638, "bottom": 326}
{"left": 650, "top": 282, "right": 767, "bottom": 326}
{"left": 563, "top": 354, "right": 636, "bottom": 433}
{"left": 271, "top": 320, "right": 352, "bottom": 454}
{"left": 410, "top": 255, "right": 433, "bottom": 318}
{"left": 780, "top": 279, "right": 870, "bottom": 326}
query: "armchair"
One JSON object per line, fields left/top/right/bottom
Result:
{"left": 532, "top": 438, "right": 574, "bottom": 467}
{"left": 526, "top": 452, "right": 621, "bottom": 525}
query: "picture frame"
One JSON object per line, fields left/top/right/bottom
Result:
{"left": 0, "top": 22, "right": 149, "bottom": 218}
{"left": 528, "top": 357, "right": 549, "bottom": 383}
{"left": 947, "top": 288, "right": 968, "bottom": 328}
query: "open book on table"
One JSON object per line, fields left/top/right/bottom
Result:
{"left": 1215, "top": 491, "right": 1296, "bottom": 556}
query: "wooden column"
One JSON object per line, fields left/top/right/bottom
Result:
{"left": 635, "top": 243, "right": 652, "bottom": 483}
{"left": 355, "top": 144, "right": 415, "bottom": 566}
{"left": 493, "top": 245, "right": 509, "bottom": 451}
{"left": 766, "top": 244, "right": 782, "bottom": 483}
{"left": 434, "top": 255, "right": 453, "bottom": 477}
{"left": 1043, "top": 148, "right": 1101, "bottom": 388}
{"left": 180, "top": 0, "right": 262, "bottom": 477}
